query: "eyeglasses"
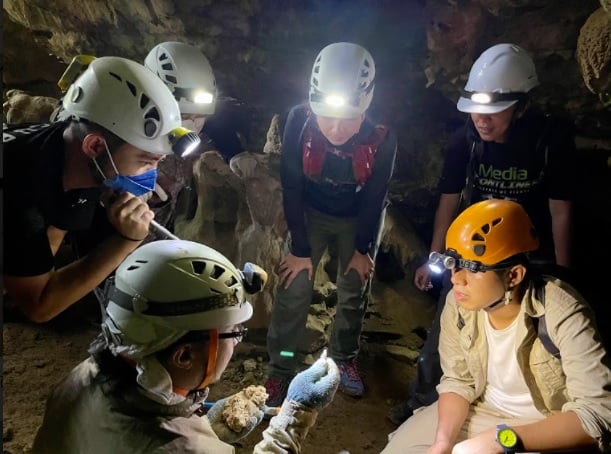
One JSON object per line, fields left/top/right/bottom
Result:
{"left": 218, "top": 326, "right": 248, "bottom": 344}
{"left": 461, "top": 90, "right": 527, "bottom": 105}
{"left": 427, "top": 250, "right": 514, "bottom": 274}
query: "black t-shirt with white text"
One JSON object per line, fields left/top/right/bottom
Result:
{"left": 439, "top": 110, "right": 575, "bottom": 262}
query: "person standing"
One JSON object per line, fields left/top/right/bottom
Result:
{"left": 264, "top": 42, "right": 397, "bottom": 405}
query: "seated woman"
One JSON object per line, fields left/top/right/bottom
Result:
{"left": 383, "top": 199, "right": 611, "bottom": 454}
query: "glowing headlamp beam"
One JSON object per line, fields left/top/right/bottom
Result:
{"left": 324, "top": 94, "right": 346, "bottom": 107}
{"left": 470, "top": 92, "right": 492, "bottom": 104}
{"left": 193, "top": 91, "right": 214, "bottom": 104}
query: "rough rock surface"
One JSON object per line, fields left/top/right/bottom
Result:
{"left": 577, "top": 7, "right": 611, "bottom": 100}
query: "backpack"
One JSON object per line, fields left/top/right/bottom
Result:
{"left": 301, "top": 114, "right": 389, "bottom": 187}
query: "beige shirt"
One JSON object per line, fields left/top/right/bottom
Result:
{"left": 437, "top": 277, "right": 611, "bottom": 451}
{"left": 32, "top": 358, "right": 316, "bottom": 454}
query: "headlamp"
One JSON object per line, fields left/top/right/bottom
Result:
{"left": 427, "top": 250, "right": 514, "bottom": 274}
{"left": 193, "top": 91, "right": 214, "bottom": 104}
{"left": 427, "top": 251, "right": 456, "bottom": 274}
{"left": 168, "top": 126, "right": 201, "bottom": 157}
{"left": 324, "top": 94, "right": 346, "bottom": 107}
{"left": 311, "top": 91, "right": 358, "bottom": 109}
{"left": 461, "top": 90, "right": 527, "bottom": 105}
{"left": 173, "top": 87, "right": 215, "bottom": 105}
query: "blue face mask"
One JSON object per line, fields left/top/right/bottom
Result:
{"left": 103, "top": 168, "right": 157, "bottom": 197}
{"left": 93, "top": 141, "right": 158, "bottom": 197}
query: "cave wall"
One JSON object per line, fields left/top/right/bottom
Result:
{"left": 3, "top": 0, "right": 610, "bottom": 338}
{"left": 4, "top": 0, "right": 608, "bottom": 229}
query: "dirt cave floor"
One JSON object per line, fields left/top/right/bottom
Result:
{"left": 2, "top": 283, "right": 435, "bottom": 454}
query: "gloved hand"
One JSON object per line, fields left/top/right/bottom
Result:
{"left": 206, "top": 393, "right": 265, "bottom": 444}
{"left": 285, "top": 349, "right": 340, "bottom": 410}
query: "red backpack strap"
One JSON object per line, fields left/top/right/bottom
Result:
{"left": 302, "top": 122, "right": 324, "bottom": 179}
{"left": 352, "top": 125, "right": 389, "bottom": 186}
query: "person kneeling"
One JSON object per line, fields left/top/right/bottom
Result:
{"left": 32, "top": 240, "right": 339, "bottom": 453}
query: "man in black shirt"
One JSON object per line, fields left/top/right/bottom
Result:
{"left": 389, "top": 43, "right": 575, "bottom": 425}
{"left": 3, "top": 56, "right": 193, "bottom": 322}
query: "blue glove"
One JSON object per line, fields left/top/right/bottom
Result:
{"left": 286, "top": 349, "right": 340, "bottom": 410}
{"left": 206, "top": 393, "right": 265, "bottom": 444}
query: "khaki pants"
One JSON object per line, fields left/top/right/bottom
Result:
{"left": 382, "top": 401, "right": 545, "bottom": 454}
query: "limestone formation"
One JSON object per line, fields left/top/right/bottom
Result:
{"left": 577, "top": 7, "right": 611, "bottom": 103}
{"left": 263, "top": 114, "right": 282, "bottom": 155}
{"left": 3, "top": 90, "right": 59, "bottom": 125}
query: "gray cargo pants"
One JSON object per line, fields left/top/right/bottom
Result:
{"left": 267, "top": 207, "right": 379, "bottom": 378}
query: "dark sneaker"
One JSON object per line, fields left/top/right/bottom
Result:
{"left": 337, "top": 358, "right": 364, "bottom": 397}
{"left": 387, "top": 401, "right": 414, "bottom": 425}
{"left": 264, "top": 376, "right": 290, "bottom": 407}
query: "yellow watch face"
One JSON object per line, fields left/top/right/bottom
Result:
{"left": 498, "top": 428, "right": 518, "bottom": 448}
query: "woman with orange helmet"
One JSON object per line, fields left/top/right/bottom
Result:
{"left": 383, "top": 199, "right": 611, "bottom": 454}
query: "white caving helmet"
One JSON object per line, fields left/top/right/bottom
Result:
{"left": 457, "top": 43, "right": 539, "bottom": 114}
{"left": 62, "top": 56, "right": 183, "bottom": 155}
{"left": 102, "top": 240, "right": 253, "bottom": 361}
{"left": 309, "top": 42, "right": 375, "bottom": 119}
{"left": 144, "top": 42, "right": 217, "bottom": 116}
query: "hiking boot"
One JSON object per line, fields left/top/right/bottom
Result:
{"left": 387, "top": 401, "right": 414, "bottom": 426}
{"left": 337, "top": 358, "right": 364, "bottom": 397}
{"left": 264, "top": 376, "right": 290, "bottom": 407}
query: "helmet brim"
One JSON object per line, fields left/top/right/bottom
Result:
{"left": 457, "top": 97, "right": 518, "bottom": 114}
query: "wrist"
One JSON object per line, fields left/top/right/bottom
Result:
{"left": 496, "top": 424, "right": 523, "bottom": 454}
{"left": 114, "top": 232, "right": 146, "bottom": 243}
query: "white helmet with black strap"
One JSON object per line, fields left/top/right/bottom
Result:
{"left": 309, "top": 42, "right": 376, "bottom": 119}
{"left": 144, "top": 42, "right": 217, "bottom": 116}
{"left": 62, "top": 56, "right": 186, "bottom": 156}
{"left": 457, "top": 43, "right": 539, "bottom": 114}
{"left": 102, "top": 240, "right": 254, "bottom": 361}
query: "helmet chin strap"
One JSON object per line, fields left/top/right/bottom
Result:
{"left": 197, "top": 329, "right": 219, "bottom": 390}
{"left": 484, "top": 282, "right": 513, "bottom": 312}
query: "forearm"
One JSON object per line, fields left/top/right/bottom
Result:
{"left": 549, "top": 199, "right": 572, "bottom": 267}
{"left": 434, "top": 392, "right": 469, "bottom": 445}
{"left": 514, "top": 411, "right": 596, "bottom": 452}
{"left": 21, "top": 235, "right": 139, "bottom": 322}
{"left": 430, "top": 194, "right": 460, "bottom": 253}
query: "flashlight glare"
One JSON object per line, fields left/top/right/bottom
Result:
{"left": 325, "top": 94, "right": 346, "bottom": 107}
{"left": 181, "top": 141, "right": 199, "bottom": 157}
{"left": 193, "top": 91, "right": 214, "bottom": 104}
{"left": 428, "top": 263, "right": 444, "bottom": 274}
{"left": 471, "top": 92, "right": 492, "bottom": 104}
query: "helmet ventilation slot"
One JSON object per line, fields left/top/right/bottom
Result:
{"left": 191, "top": 260, "right": 206, "bottom": 275}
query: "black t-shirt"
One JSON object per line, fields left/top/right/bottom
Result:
{"left": 3, "top": 122, "right": 103, "bottom": 276}
{"left": 280, "top": 104, "right": 397, "bottom": 256}
{"left": 200, "top": 97, "right": 251, "bottom": 163}
{"left": 439, "top": 110, "right": 575, "bottom": 261}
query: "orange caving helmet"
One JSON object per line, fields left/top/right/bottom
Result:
{"left": 446, "top": 199, "right": 539, "bottom": 266}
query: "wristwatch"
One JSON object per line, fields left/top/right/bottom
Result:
{"left": 496, "top": 424, "right": 521, "bottom": 453}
